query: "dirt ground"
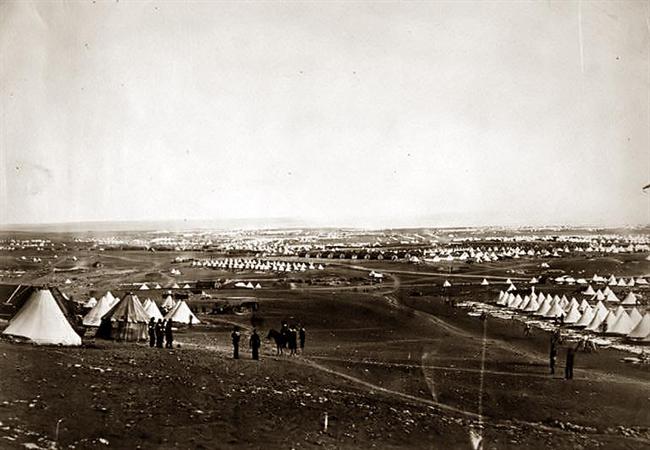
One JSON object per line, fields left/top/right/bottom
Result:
{"left": 1, "top": 249, "right": 649, "bottom": 449}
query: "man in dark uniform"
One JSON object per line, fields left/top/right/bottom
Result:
{"left": 565, "top": 347, "right": 575, "bottom": 380}
{"left": 280, "top": 321, "right": 289, "bottom": 350}
{"left": 250, "top": 328, "right": 261, "bottom": 360}
{"left": 165, "top": 319, "right": 174, "bottom": 349}
{"left": 549, "top": 339, "right": 557, "bottom": 375}
{"left": 288, "top": 327, "right": 298, "bottom": 356}
{"left": 299, "top": 326, "right": 306, "bottom": 353}
{"left": 148, "top": 318, "right": 156, "bottom": 347}
{"left": 231, "top": 326, "right": 241, "bottom": 359}
{"left": 155, "top": 319, "right": 164, "bottom": 348}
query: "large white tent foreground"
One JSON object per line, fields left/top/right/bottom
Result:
{"left": 2, "top": 289, "right": 81, "bottom": 346}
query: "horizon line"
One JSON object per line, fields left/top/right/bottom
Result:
{"left": 0, "top": 217, "right": 648, "bottom": 233}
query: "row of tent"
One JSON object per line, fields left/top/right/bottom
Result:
{"left": 234, "top": 281, "right": 262, "bottom": 289}
{"left": 496, "top": 291, "right": 649, "bottom": 341}
{"left": 581, "top": 285, "right": 638, "bottom": 303}
{"left": 556, "top": 274, "right": 649, "bottom": 287}
{"left": 424, "top": 243, "right": 650, "bottom": 263}
{"left": 1, "top": 288, "right": 199, "bottom": 346}
{"left": 443, "top": 278, "right": 524, "bottom": 288}
{"left": 83, "top": 292, "right": 199, "bottom": 327}
{"left": 139, "top": 282, "right": 192, "bottom": 291}
{"left": 192, "top": 258, "right": 324, "bottom": 272}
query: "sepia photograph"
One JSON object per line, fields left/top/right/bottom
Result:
{"left": 0, "top": 0, "right": 649, "bottom": 449}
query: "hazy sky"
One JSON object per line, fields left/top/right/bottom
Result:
{"left": 1, "top": 0, "right": 649, "bottom": 228}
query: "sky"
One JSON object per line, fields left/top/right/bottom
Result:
{"left": 1, "top": 0, "right": 649, "bottom": 229}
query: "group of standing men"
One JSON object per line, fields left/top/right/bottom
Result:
{"left": 280, "top": 321, "right": 306, "bottom": 356}
{"left": 230, "top": 321, "right": 306, "bottom": 360}
{"left": 230, "top": 326, "right": 262, "bottom": 360}
{"left": 148, "top": 317, "right": 174, "bottom": 349}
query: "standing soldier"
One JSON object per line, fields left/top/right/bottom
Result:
{"left": 549, "top": 339, "right": 557, "bottom": 375}
{"left": 288, "top": 327, "right": 298, "bottom": 356}
{"left": 299, "top": 326, "right": 306, "bottom": 353}
{"left": 148, "top": 318, "right": 156, "bottom": 348}
{"left": 565, "top": 347, "right": 575, "bottom": 380}
{"left": 280, "top": 321, "right": 289, "bottom": 351}
{"left": 231, "top": 326, "right": 241, "bottom": 359}
{"left": 250, "top": 328, "right": 261, "bottom": 360}
{"left": 165, "top": 319, "right": 174, "bottom": 349}
{"left": 155, "top": 319, "right": 164, "bottom": 348}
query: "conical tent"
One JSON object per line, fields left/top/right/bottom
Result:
{"left": 523, "top": 297, "right": 539, "bottom": 312}
{"left": 162, "top": 295, "right": 175, "bottom": 310}
{"left": 583, "top": 285, "right": 596, "bottom": 295}
{"left": 627, "top": 313, "right": 650, "bottom": 340}
{"left": 574, "top": 306, "right": 594, "bottom": 328}
{"left": 600, "top": 309, "right": 621, "bottom": 333}
{"left": 96, "top": 293, "right": 150, "bottom": 341}
{"left": 621, "top": 292, "right": 637, "bottom": 306}
{"left": 564, "top": 304, "right": 582, "bottom": 324}
{"left": 579, "top": 299, "right": 590, "bottom": 311}
{"left": 164, "top": 300, "right": 199, "bottom": 324}
{"left": 2, "top": 289, "right": 81, "bottom": 346}
{"left": 83, "top": 294, "right": 119, "bottom": 327}
{"left": 84, "top": 297, "right": 97, "bottom": 308}
{"left": 594, "top": 301, "right": 608, "bottom": 316}
{"left": 139, "top": 283, "right": 149, "bottom": 290}
{"left": 519, "top": 295, "right": 530, "bottom": 310}
{"left": 143, "top": 299, "right": 163, "bottom": 320}
{"left": 629, "top": 308, "right": 643, "bottom": 328}
{"left": 535, "top": 298, "right": 552, "bottom": 316}
{"left": 585, "top": 307, "right": 609, "bottom": 331}
{"left": 565, "top": 298, "right": 579, "bottom": 312}
{"left": 481, "top": 278, "right": 490, "bottom": 286}
{"left": 443, "top": 280, "right": 452, "bottom": 287}
{"left": 595, "top": 290, "right": 606, "bottom": 301}
{"left": 543, "top": 302, "right": 565, "bottom": 319}
{"left": 606, "top": 310, "right": 633, "bottom": 336}
{"left": 606, "top": 291, "right": 620, "bottom": 303}
{"left": 103, "top": 291, "right": 118, "bottom": 307}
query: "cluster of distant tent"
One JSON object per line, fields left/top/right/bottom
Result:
{"left": 423, "top": 242, "right": 650, "bottom": 264}
{"left": 559, "top": 274, "right": 649, "bottom": 287}
{"left": 441, "top": 273, "right": 649, "bottom": 291}
{"left": 192, "top": 258, "right": 324, "bottom": 272}
{"left": 1, "top": 288, "right": 199, "bottom": 347}
{"left": 495, "top": 288, "right": 649, "bottom": 342}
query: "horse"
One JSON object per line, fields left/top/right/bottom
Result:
{"left": 267, "top": 329, "right": 286, "bottom": 355}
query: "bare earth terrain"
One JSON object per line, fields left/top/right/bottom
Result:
{"left": 1, "top": 236, "right": 649, "bottom": 449}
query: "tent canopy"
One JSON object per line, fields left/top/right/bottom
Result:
{"left": 2, "top": 289, "right": 81, "bottom": 346}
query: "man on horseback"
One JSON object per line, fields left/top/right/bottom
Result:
{"left": 267, "top": 329, "right": 286, "bottom": 355}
